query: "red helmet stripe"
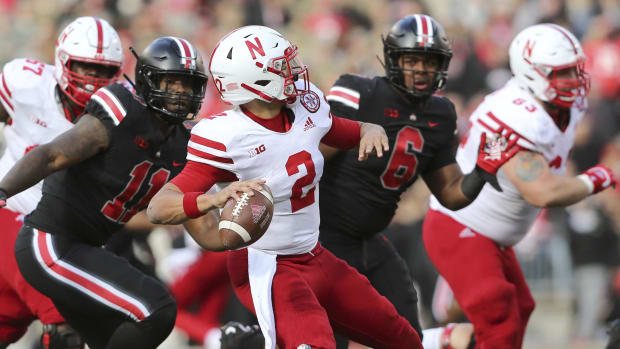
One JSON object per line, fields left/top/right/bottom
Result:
{"left": 420, "top": 15, "right": 429, "bottom": 43}
{"left": 178, "top": 38, "right": 193, "bottom": 68}
{"left": 94, "top": 18, "right": 103, "bottom": 54}
{"left": 546, "top": 24, "right": 578, "bottom": 55}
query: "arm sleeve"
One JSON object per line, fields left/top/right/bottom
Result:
{"left": 170, "top": 160, "right": 238, "bottom": 193}
{"left": 425, "top": 98, "right": 458, "bottom": 172}
{"left": 325, "top": 74, "right": 362, "bottom": 121}
{"left": 87, "top": 84, "right": 129, "bottom": 128}
{"left": 321, "top": 114, "right": 361, "bottom": 150}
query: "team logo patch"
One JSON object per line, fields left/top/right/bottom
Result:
{"left": 251, "top": 204, "right": 266, "bottom": 223}
{"left": 300, "top": 91, "right": 320, "bottom": 113}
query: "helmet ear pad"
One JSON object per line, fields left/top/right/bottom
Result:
{"left": 382, "top": 14, "right": 452, "bottom": 100}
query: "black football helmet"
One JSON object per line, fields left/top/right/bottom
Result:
{"left": 134, "top": 36, "right": 208, "bottom": 124}
{"left": 382, "top": 14, "right": 452, "bottom": 99}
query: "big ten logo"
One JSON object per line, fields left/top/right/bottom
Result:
{"left": 249, "top": 144, "right": 266, "bottom": 158}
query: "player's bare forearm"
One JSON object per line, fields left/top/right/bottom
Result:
{"left": 148, "top": 183, "right": 190, "bottom": 224}
{"left": 504, "top": 150, "right": 590, "bottom": 207}
{"left": 183, "top": 210, "right": 226, "bottom": 251}
{"left": 423, "top": 163, "right": 473, "bottom": 210}
{"left": 0, "top": 114, "right": 109, "bottom": 197}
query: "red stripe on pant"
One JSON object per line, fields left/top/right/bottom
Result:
{"left": 34, "top": 230, "right": 148, "bottom": 321}
{"left": 228, "top": 244, "right": 422, "bottom": 349}
{"left": 422, "top": 209, "right": 535, "bottom": 349}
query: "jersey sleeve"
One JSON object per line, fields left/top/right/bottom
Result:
{"left": 0, "top": 58, "right": 50, "bottom": 119}
{"left": 186, "top": 117, "right": 236, "bottom": 173}
{"left": 86, "top": 83, "right": 131, "bottom": 128}
{"left": 425, "top": 98, "right": 458, "bottom": 172}
{"left": 326, "top": 74, "right": 364, "bottom": 121}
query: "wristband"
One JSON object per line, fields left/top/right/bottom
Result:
{"left": 183, "top": 192, "right": 204, "bottom": 218}
{"left": 576, "top": 174, "right": 594, "bottom": 194}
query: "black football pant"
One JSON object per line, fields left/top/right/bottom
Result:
{"left": 320, "top": 230, "right": 423, "bottom": 349}
{"left": 14, "top": 225, "right": 176, "bottom": 349}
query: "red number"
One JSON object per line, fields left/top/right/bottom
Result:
{"left": 381, "top": 127, "right": 424, "bottom": 190}
{"left": 513, "top": 98, "right": 537, "bottom": 112}
{"left": 22, "top": 59, "right": 44, "bottom": 76}
{"left": 549, "top": 156, "right": 562, "bottom": 169}
{"left": 286, "top": 151, "right": 316, "bottom": 212}
{"left": 101, "top": 161, "right": 170, "bottom": 223}
{"left": 214, "top": 78, "right": 225, "bottom": 93}
{"left": 459, "top": 120, "right": 473, "bottom": 148}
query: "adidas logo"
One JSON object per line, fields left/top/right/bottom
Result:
{"left": 304, "top": 117, "right": 316, "bottom": 131}
{"left": 459, "top": 227, "right": 476, "bottom": 238}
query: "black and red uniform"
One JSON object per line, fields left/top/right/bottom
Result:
{"left": 14, "top": 82, "right": 188, "bottom": 349}
{"left": 320, "top": 74, "right": 457, "bottom": 344}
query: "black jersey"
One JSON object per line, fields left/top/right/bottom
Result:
{"left": 26, "top": 83, "right": 189, "bottom": 245}
{"left": 320, "top": 74, "right": 457, "bottom": 239}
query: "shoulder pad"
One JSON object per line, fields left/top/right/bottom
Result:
{"left": 326, "top": 74, "right": 372, "bottom": 110}
{"left": 89, "top": 83, "right": 133, "bottom": 126}
{"left": 1, "top": 58, "right": 54, "bottom": 114}
{"left": 186, "top": 114, "right": 236, "bottom": 171}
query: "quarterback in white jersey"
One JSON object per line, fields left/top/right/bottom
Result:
{"left": 148, "top": 26, "right": 424, "bottom": 349}
{"left": 423, "top": 24, "right": 617, "bottom": 349}
{"left": 0, "top": 16, "right": 122, "bottom": 348}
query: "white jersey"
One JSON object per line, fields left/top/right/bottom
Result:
{"left": 0, "top": 58, "right": 73, "bottom": 214}
{"left": 188, "top": 81, "right": 332, "bottom": 254}
{"left": 430, "top": 78, "right": 585, "bottom": 246}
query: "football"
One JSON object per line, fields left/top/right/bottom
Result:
{"left": 219, "top": 183, "right": 274, "bottom": 249}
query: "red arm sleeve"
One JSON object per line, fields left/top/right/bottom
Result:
{"left": 320, "top": 114, "right": 361, "bottom": 150}
{"left": 170, "top": 160, "right": 238, "bottom": 193}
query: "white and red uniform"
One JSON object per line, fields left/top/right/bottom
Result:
{"left": 172, "top": 81, "right": 421, "bottom": 349}
{"left": 0, "top": 58, "right": 69, "bottom": 343}
{"left": 423, "top": 78, "right": 585, "bottom": 349}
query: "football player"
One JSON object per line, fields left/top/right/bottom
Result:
{"left": 147, "top": 25, "right": 429, "bottom": 349}
{"left": 423, "top": 24, "right": 617, "bottom": 348}
{"left": 0, "top": 16, "right": 123, "bottom": 349}
{"left": 319, "top": 14, "right": 518, "bottom": 348}
{"left": 0, "top": 36, "right": 210, "bottom": 349}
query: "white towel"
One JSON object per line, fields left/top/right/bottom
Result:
{"left": 248, "top": 248, "right": 278, "bottom": 349}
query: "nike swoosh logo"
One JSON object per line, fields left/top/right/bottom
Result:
{"left": 428, "top": 121, "right": 439, "bottom": 127}
{"left": 172, "top": 161, "right": 184, "bottom": 167}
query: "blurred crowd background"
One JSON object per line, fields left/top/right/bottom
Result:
{"left": 1, "top": 0, "right": 620, "bottom": 348}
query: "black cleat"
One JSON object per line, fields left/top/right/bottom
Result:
{"left": 220, "top": 321, "right": 264, "bottom": 349}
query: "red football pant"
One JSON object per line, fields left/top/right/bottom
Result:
{"left": 228, "top": 244, "right": 421, "bottom": 349}
{"left": 422, "top": 209, "right": 535, "bottom": 349}
{"left": 0, "top": 208, "right": 65, "bottom": 343}
{"left": 169, "top": 250, "right": 231, "bottom": 344}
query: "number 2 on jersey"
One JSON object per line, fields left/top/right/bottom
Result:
{"left": 286, "top": 150, "right": 316, "bottom": 212}
{"left": 381, "top": 127, "right": 424, "bottom": 190}
{"left": 101, "top": 161, "right": 170, "bottom": 223}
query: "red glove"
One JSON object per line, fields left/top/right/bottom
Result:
{"left": 578, "top": 164, "right": 616, "bottom": 194}
{"left": 476, "top": 132, "right": 520, "bottom": 175}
